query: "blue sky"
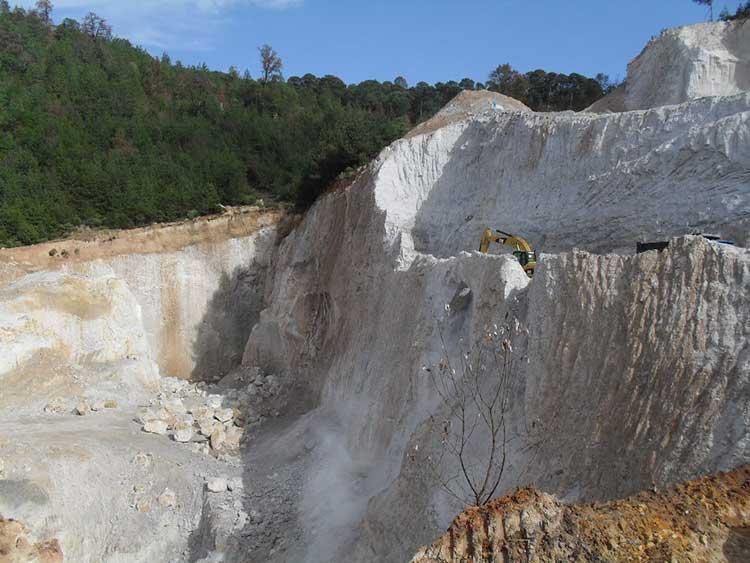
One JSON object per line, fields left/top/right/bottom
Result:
{"left": 15, "top": 0, "right": 746, "bottom": 85}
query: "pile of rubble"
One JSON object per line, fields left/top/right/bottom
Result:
{"left": 137, "top": 370, "right": 282, "bottom": 456}
{"left": 43, "top": 397, "right": 119, "bottom": 415}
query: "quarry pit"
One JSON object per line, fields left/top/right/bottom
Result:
{"left": 1, "top": 20, "right": 750, "bottom": 563}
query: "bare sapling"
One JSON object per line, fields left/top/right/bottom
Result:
{"left": 418, "top": 312, "right": 530, "bottom": 507}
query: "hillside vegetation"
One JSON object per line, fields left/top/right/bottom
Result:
{"left": 0, "top": 4, "right": 607, "bottom": 247}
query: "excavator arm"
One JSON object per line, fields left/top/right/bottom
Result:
{"left": 479, "top": 228, "right": 501, "bottom": 253}
{"left": 479, "top": 228, "right": 537, "bottom": 278}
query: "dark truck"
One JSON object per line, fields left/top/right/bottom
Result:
{"left": 636, "top": 234, "right": 737, "bottom": 254}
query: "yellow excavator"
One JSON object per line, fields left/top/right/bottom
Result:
{"left": 479, "top": 228, "right": 537, "bottom": 278}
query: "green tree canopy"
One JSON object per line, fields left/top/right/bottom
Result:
{"left": 0, "top": 7, "right": 609, "bottom": 248}
{"left": 487, "top": 63, "right": 611, "bottom": 111}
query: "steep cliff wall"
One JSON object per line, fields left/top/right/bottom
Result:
{"left": 237, "top": 79, "right": 750, "bottom": 560}
{"left": 523, "top": 237, "right": 750, "bottom": 498}
{"left": 342, "top": 238, "right": 750, "bottom": 562}
{"left": 247, "top": 86, "right": 750, "bottom": 383}
{"left": 75, "top": 232, "right": 275, "bottom": 380}
{"left": 0, "top": 208, "right": 279, "bottom": 386}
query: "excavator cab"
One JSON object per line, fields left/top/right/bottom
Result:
{"left": 513, "top": 250, "right": 537, "bottom": 268}
{"left": 479, "top": 228, "right": 537, "bottom": 278}
{"left": 512, "top": 250, "right": 537, "bottom": 277}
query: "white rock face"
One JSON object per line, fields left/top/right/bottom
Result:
{"left": 386, "top": 94, "right": 750, "bottom": 258}
{"left": 74, "top": 229, "right": 276, "bottom": 379}
{"left": 0, "top": 271, "right": 158, "bottom": 412}
{"left": 0, "top": 211, "right": 278, "bottom": 383}
{"left": 627, "top": 21, "right": 750, "bottom": 110}
{"left": 239, "top": 38, "right": 750, "bottom": 560}
{"left": 357, "top": 236, "right": 750, "bottom": 560}
{"left": 523, "top": 237, "right": 750, "bottom": 496}
{"left": 589, "top": 21, "right": 750, "bottom": 112}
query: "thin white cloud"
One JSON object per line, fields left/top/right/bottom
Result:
{"left": 17, "top": 0, "right": 301, "bottom": 12}
{"left": 13, "top": 0, "right": 301, "bottom": 52}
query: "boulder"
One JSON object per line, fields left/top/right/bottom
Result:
{"left": 143, "top": 420, "right": 168, "bottom": 435}
{"left": 207, "top": 478, "right": 227, "bottom": 493}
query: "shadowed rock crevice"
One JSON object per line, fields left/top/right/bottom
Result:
{"left": 191, "top": 264, "right": 270, "bottom": 383}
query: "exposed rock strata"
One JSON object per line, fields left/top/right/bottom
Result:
{"left": 0, "top": 207, "right": 278, "bottom": 384}
{"left": 236, "top": 23, "right": 750, "bottom": 558}
{"left": 0, "top": 271, "right": 158, "bottom": 413}
{"left": 523, "top": 237, "right": 750, "bottom": 499}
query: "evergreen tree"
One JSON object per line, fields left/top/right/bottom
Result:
{"left": 719, "top": 1, "right": 750, "bottom": 20}
{"left": 0, "top": 8, "right": 608, "bottom": 248}
{"left": 34, "top": 0, "right": 52, "bottom": 25}
{"left": 693, "top": 0, "right": 714, "bottom": 20}
{"left": 259, "top": 44, "right": 282, "bottom": 84}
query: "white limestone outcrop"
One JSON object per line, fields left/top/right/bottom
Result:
{"left": 0, "top": 271, "right": 157, "bottom": 412}
{"left": 73, "top": 230, "right": 276, "bottom": 379}
{"left": 239, "top": 26, "right": 749, "bottom": 560}
{"left": 0, "top": 209, "right": 279, "bottom": 386}
{"left": 589, "top": 20, "right": 750, "bottom": 112}
{"left": 626, "top": 21, "right": 750, "bottom": 110}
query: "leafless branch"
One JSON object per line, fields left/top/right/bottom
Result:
{"left": 419, "top": 315, "right": 539, "bottom": 507}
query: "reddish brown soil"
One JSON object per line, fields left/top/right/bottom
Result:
{"left": 0, "top": 517, "right": 62, "bottom": 563}
{"left": 412, "top": 465, "right": 750, "bottom": 562}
